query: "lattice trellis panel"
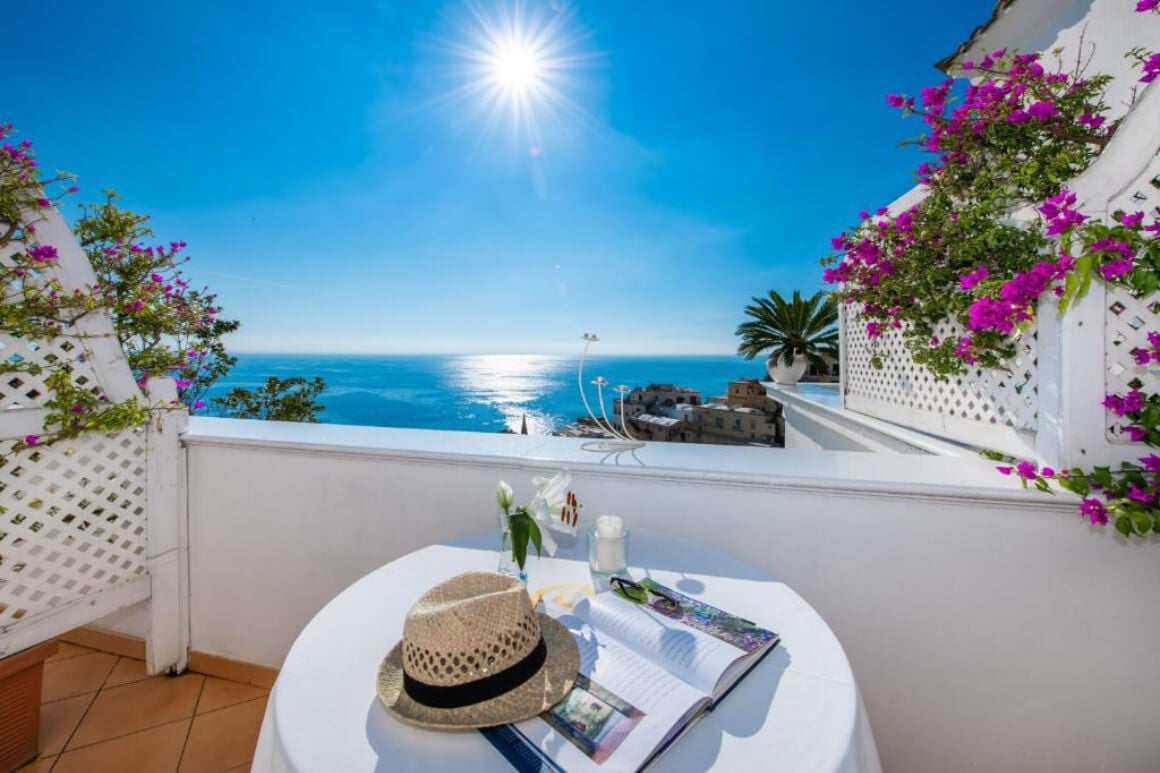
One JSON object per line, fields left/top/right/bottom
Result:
{"left": 0, "top": 233, "right": 106, "bottom": 411}
{"left": 1103, "top": 151, "right": 1160, "bottom": 442}
{"left": 0, "top": 206, "right": 154, "bottom": 644}
{"left": 0, "top": 430, "right": 148, "bottom": 631}
{"left": 1105, "top": 288, "right": 1160, "bottom": 441}
{"left": 842, "top": 306, "right": 1038, "bottom": 453}
{"left": 0, "top": 336, "right": 103, "bottom": 411}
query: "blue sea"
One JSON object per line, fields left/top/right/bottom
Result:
{"left": 204, "top": 353, "right": 764, "bottom": 434}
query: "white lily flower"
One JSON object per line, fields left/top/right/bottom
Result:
{"left": 496, "top": 480, "right": 514, "bottom": 513}
{"left": 528, "top": 469, "right": 581, "bottom": 556}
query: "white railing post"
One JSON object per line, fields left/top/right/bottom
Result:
{"left": 145, "top": 378, "right": 189, "bottom": 674}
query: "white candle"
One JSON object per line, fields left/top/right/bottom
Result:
{"left": 594, "top": 515, "right": 626, "bottom": 572}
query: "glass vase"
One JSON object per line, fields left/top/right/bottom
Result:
{"left": 497, "top": 513, "right": 528, "bottom": 585}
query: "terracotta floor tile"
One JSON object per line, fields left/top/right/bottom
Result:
{"left": 42, "top": 652, "right": 118, "bottom": 703}
{"left": 47, "top": 642, "right": 98, "bottom": 662}
{"left": 16, "top": 755, "right": 56, "bottom": 772}
{"left": 41, "top": 691, "right": 96, "bottom": 756}
{"left": 196, "top": 677, "right": 268, "bottom": 715}
{"left": 68, "top": 673, "right": 204, "bottom": 749}
{"left": 178, "top": 696, "right": 267, "bottom": 773}
{"left": 104, "top": 657, "right": 150, "bottom": 689}
{"left": 53, "top": 720, "right": 189, "bottom": 773}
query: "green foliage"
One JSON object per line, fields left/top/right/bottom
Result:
{"left": 0, "top": 124, "right": 150, "bottom": 451}
{"left": 75, "top": 192, "right": 239, "bottom": 410}
{"left": 824, "top": 51, "right": 1114, "bottom": 378}
{"left": 506, "top": 510, "right": 543, "bottom": 571}
{"left": 735, "top": 289, "right": 839, "bottom": 373}
{"left": 211, "top": 376, "right": 327, "bottom": 422}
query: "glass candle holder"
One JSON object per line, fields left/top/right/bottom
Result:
{"left": 588, "top": 519, "right": 630, "bottom": 591}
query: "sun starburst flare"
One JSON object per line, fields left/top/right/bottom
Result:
{"left": 435, "top": 0, "right": 601, "bottom": 146}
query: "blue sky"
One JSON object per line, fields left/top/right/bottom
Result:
{"left": 3, "top": 0, "right": 994, "bottom": 354}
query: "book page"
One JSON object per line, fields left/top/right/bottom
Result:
{"left": 578, "top": 592, "right": 744, "bottom": 696}
{"left": 511, "top": 611, "right": 708, "bottom": 773}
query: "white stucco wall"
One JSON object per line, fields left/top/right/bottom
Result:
{"left": 183, "top": 418, "right": 1159, "bottom": 773}
{"left": 948, "top": 0, "right": 1160, "bottom": 116}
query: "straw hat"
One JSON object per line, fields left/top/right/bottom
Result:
{"left": 377, "top": 572, "right": 579, "bottom": 729}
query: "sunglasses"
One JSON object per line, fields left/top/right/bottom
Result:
{"left": 609, "top": 576, "right": 680, "bottom": 614}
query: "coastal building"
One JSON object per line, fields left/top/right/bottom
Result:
{"left": 613, "top": 383, "right": 702, "bottom": 421}
{"left": 687, "top": 403, "right": 779, "bottom": 446}
{"left": 685, "top": 379, "right": 783, "bottom": 446}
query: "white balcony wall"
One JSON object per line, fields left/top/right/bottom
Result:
{"left": 184, "top": 418, "right": 1159, "bottom": 773}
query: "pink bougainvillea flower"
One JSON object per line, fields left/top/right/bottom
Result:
{"left": 1098, "top": 257, "right": 1135, "bottom": 279}
{"left": 1125, "top": 425, "right": 1149, "bottom": 442}
{"left": 1141, "top": 454, "right": 1160, "bottom": 473}
{"left": 1141, "top": 52, "right": 1160, "bottom": 84}
{"left": 1127, "top": 484, "right": 1156, "bottom": 504}
{"left": 1103, "top": 389, "right": 1145, "bottom": 416}
{"left": 954, "top": 336, "right": 978, "bottom": 363}
{"left": 1118, "top": 211, "right": 1145, "bottom": 228}
{"left": 1027, "top": 101, "right": 1058, "bottom": 120}
{"left": 28, "top": 244, "right": 58, "bottom": 262}
{"left": 1078, "top": 112, "right": 1106, "bottom": 130}
{"left": 958, "top": 265, "right": 990, "bottom": 291}
{"left": 1138, "top": 0, "right": 1160, "bottom": 11}
{"left": 1039, "top": 190, "right": 1088, "bottom": 235}
{"left": 1015, "top": 461, "right": 1038, "bottom": 480}
{"left": 24, "top": 434, "right": 39, "bottom": 446}
{"left": 1080, "top": 498, "right": 1108, "bottom": 525}
{"left": 996, "top": 466, "right": 1014, "bottom": 476}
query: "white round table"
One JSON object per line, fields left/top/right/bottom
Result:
{"left": 252, "top": 530, "right": 881, "bottom": 772}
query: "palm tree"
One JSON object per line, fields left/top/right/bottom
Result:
{"left": 735, "top": 290, "right": 839, "bottom": 375}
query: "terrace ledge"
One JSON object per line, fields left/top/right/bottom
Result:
{"left": 183, "top": 417, "right": 1071, "bottom": 510}
{"left": 765, "top": 382, "right": 981, "bottom": 456}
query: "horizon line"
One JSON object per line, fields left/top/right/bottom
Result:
{"left": 227, "top": 349, "right": 756, "bottom": 358}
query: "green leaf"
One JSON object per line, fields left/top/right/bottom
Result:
{"left": 1058, "top": 271, "right": 1078, "bottom": 314}
{"left": 1115, "top": 515, "right": 1132, "bottom": 537}
{"left": 1059, "top": 474, "right": 1090, "bottom": 497}
{"left": 528, "top": 518, "right": 543, "bottom": 558}
{"left": 509, "top": 512, "right": 530, "bottom": 570}
{"left": 1074, "top": 254, "right": 1094, "bottom": 301}
{"left": 1091, "top": 466, "right": 1114, "bottom": 489}
{"left": 1131, "top": 511, "right": 1152, "bottom": 535}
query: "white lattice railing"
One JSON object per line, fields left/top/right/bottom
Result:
{"left": 0, "top": 431, "right": 149, "bottom": 624}
{"left": 841, "top": 308, "right": 1039, "bottom": 458}
{"left": 0, "top": 207, "right": 188, "bottom": 671}
{"left": 840, "top": 84, "right": 1160, "bottom": 468}
{"left": 1104, "top": 150, "right": 1160, "bottom": 443}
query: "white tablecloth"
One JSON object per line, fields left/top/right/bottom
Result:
{"left": 252, "top": 530, "right": 881, "bottom": 772}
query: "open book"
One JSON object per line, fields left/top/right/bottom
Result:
{"left": 483, "top": 579, "right": 779, "bottom": 772}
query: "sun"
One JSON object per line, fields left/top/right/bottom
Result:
{"left": 437, "top": 1, "right": 599, "bottom": 143}
{"left": 490, "top": 40, "right": 544, "bottom": 95}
